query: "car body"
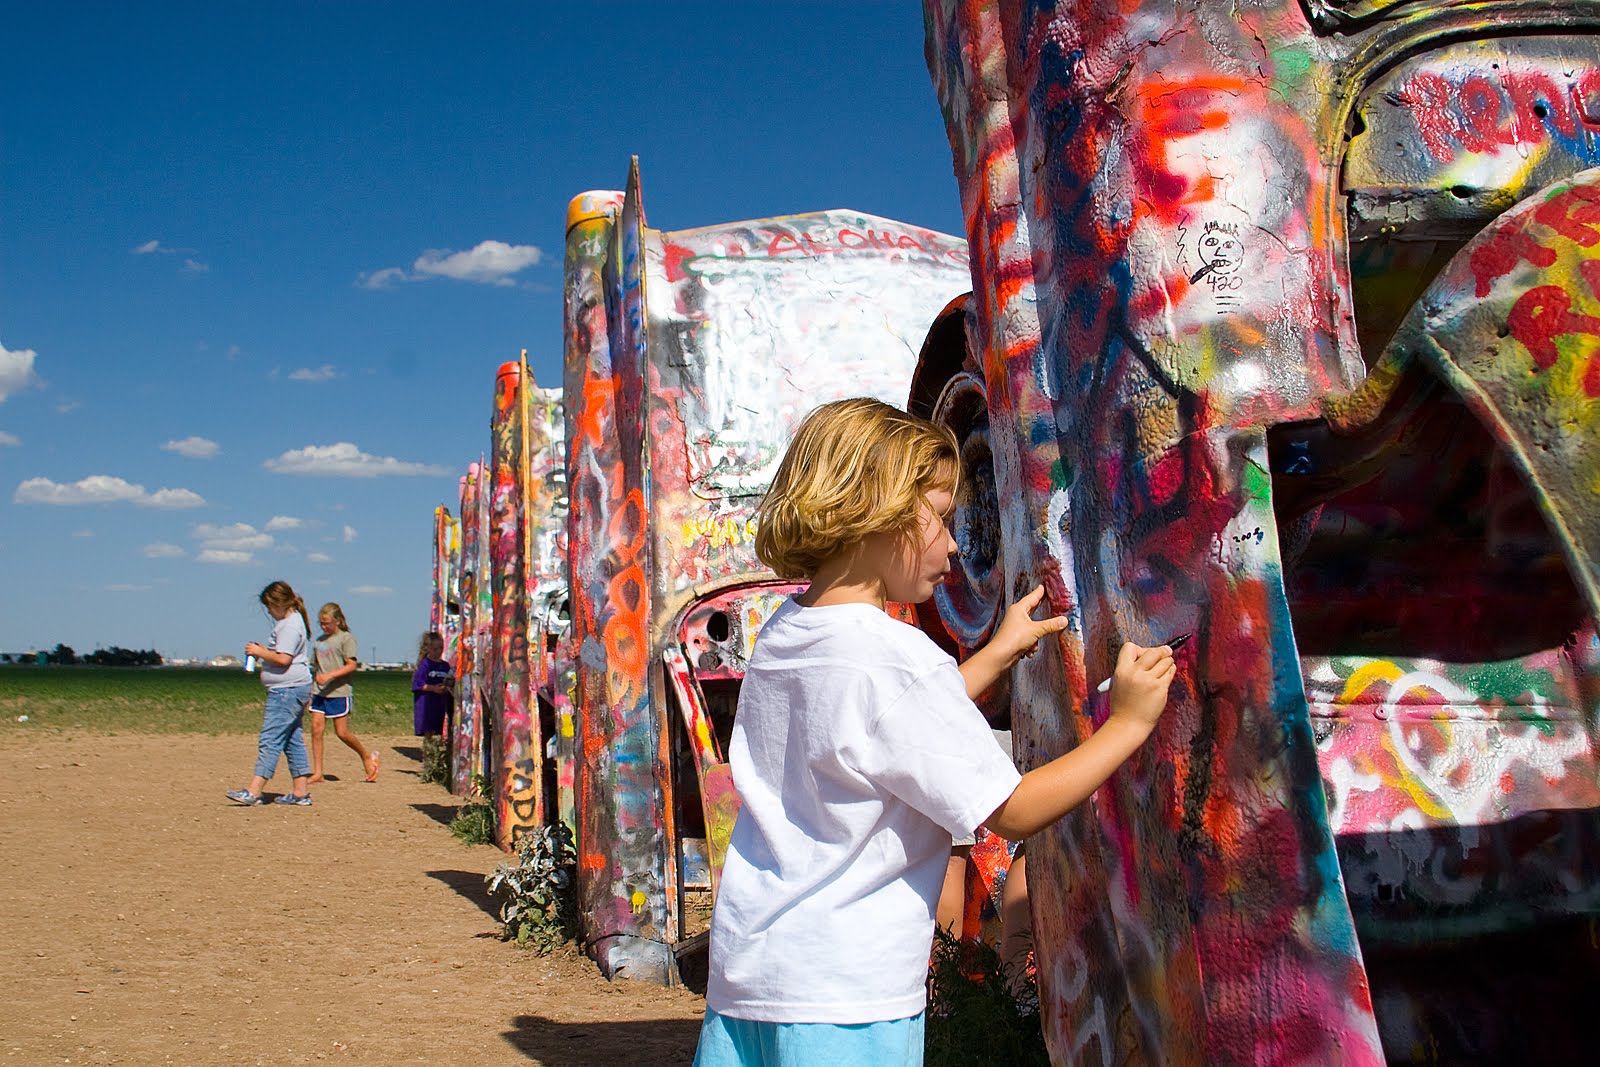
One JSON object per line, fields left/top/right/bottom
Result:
{"left": 915, "top": 0, "right": 1600, "bottom": 1061}
{"left": 562, "top": 163, "right": 972, "bottom": 982}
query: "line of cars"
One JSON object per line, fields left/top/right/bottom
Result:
{"left": 431, "top": 0, "right": 1600, "bottom": 1059}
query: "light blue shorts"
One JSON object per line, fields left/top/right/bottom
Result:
{"left": 692, "top": 1008, "right": 924, "bottom": 1067}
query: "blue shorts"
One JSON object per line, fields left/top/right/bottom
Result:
{"left": 310, "top": 695, "right": 352, "bottom": 719}
{"left": 693, "top": 1008, "right": 924, "bottom": 1067}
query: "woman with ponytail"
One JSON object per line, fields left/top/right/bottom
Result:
{"left": 227, "top": 580, "right": 315, "bottom": 806}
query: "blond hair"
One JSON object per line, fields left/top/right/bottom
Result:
{"left": 755, "top": 398, "right": 958, "bottom": 580}
{"left": 259, "top": 580, "right": 311, "bottom": 638}
{"left": 319, "top": 602, "right": 348, "bottom": 632}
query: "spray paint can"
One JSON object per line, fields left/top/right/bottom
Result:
{"left": 244, "top": 654, "right": 258, "bottom": 672}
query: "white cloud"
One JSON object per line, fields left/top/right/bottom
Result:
{"left": 105, "top": 583, "right": 153, "bottom": 592}
{"left": 357, "top": 239, "right": 542, "bottom": 288}
{"left": 143, "top": 542, "right": 186, "bottom": 559}
{"left": 348, "top": 585, "right": 393, "bottom": 595}
{"left": 161, "top": 435, "right": 221, "bottom": 459}
{"left": 356, "top": 266, "right": 407, "bottom": 290}
{"left": 342, "top": 524, "right": 358, "bottom": 543}
{"left": 414, "top": 241, "right": 541, "bottom": 284}
{"left": 14, "top": 475, "right": 206, "bottom": 508}
{"left": 72, "top": 529, "right": 94, "bottom": 538}
{"left": 264, "top": 515, "right": 305, "bottom": 531}
{"left": 56, "top": 400, "right": 80, "bottom": 414}
{"left": 189, "top": 522, "right": 275, "bottom": 566}
{"left": 193, "top": 522, "right": 274, "bottom": 552}
{"left": 306, "top": 551, "right": 333, "bottom": 563}
{"left": 132, "top": 239, "right": 191, "bottom": 255}
{"left": 0, "top": 341, "right": 42, "bottom": 403}
{"left": 146, "top": 488, "right": 208, "bottom": 508}
{"left": 181, "top": 258, "right": 209, "bottom": 274}
{"left": 0, "top": 431, "right": 18, "bottom": 446}
{"left": 197, "top": 549, "right": 254, "bottom": 565}
{"left": 262, "top": 442, "right": 450, "bottom": 478}
{"left": 288, "top": 364, "right": 338, "bottom": 383}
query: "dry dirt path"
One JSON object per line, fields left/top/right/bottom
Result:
{"left": 0, "top": 730, "right": 705, "bottom": 1066}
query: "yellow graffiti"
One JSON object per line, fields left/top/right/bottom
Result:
{"left": 680, "top": 515, "right": 757, "bottom": 549}
{"left": 630, "top": 890, "right": 647, "bottom": 914}
{"left": 1337, "top": 659, "right": 1403, "bottom": 704}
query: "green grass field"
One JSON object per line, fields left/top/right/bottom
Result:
{"left": 0, "top": 666, "right": 416, "bottom": 735}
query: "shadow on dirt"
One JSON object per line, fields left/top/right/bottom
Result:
{"left": 425, "top": 868, "right": 500, "bottom": 921}
{"left": 411, "top": 802, "right": 460, "bottom": 827}
{"left": 391, "top": 744, "right": 424, "bottom": 762}
{"left": 501, "top": 1014, "right": 700, "bottom": 1065}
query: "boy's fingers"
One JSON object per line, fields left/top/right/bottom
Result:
{"left": 1016, "top": 584, "right": 1046, "bottom": 613}
{"left": 1039, "top": 614, "right": 1069, "bottom": 634}
{"left": 1131, "top": 644, "right": 1167, "bottom": 669}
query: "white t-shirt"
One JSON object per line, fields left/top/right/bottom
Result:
{"left": 260, "top": 612, "right": 312, "bottom": 689}
{"left": 705, "top": 598, "right": 1022, "bottom": 1024}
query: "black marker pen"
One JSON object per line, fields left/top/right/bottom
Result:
{"left": 1096, "top": 632, "right": 1190, "bottom": 693}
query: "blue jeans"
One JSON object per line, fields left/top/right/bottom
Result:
{"left": 255, "top": 684, "right": 312, "bottom": 779}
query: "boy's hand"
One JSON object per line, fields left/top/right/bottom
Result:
{"left": 1107, "top": 642, "right": 1176, "bottom": 731}
{"left": 959, "top": 585, "right": 1070, "bottom": 700}
{"left": 990, "top": 585, "right": 1069, "bottom": 667}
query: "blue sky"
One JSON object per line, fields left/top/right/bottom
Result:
{"left": 0, "top": 2, "right": 967, "bottom": 663}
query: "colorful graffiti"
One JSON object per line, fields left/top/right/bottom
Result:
{"left": 430, "top": 505, "right": 460, "bottom": 663}
{"left": 563, "top": 162, "right": 972, "bottom": 983}
{"left": 921, "top": 0, "right": 1600, "bottom": 1063}
{"left": 449, "top": 459, "right": 488, "bottom": 797}
{"left": 434, "top": 370, "right": 568, "bottom": 834}
{"left": 487, "top": 360, "right": 539, "bottom": 847}
{"left": 522, "top": 384, "right": 572, "bottom": 838}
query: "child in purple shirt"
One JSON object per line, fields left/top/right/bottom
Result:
{"left": 411, "top": 631, "right": 454, "bottom": 736}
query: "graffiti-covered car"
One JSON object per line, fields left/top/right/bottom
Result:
{"left": 563, "top": 162, "right": 972, "bottom": 983}
{"left": 440, "top": 368, "right": 570, "bottom": 852}
{"left": 915, "top": 0, "right": 1600, "bottom": 1063}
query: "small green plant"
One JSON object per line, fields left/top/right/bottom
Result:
{"left": 486, "top": 823, "right": 578, "bottom": 954}
{"left": 418, "top": 733, "right": 451, "bottom": 785}
{"left": 449, "top": 798, "right": 496, "bottom": 845}
{"left": 925, "top": 927, "right": 1048, "bottom": 1066}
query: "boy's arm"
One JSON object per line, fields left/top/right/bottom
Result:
{"left": 958, "top": 585, "right": 1069, "bottom": 700}
{"left": 983, "top": 642, "right": 1175, "bottom": 840}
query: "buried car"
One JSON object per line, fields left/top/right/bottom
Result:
{"left": 913, "top": 0, "right": 1600, "bottom": 1063}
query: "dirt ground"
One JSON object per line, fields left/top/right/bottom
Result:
{"left": 0, "top": 729, "right": 706, "bottom": 1066}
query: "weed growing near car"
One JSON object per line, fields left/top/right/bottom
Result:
{"left": 925, "top": 926, "right": 1048, "bottom": 1066}
{"left": 487, "top": 824, "right": 579, "bottom": 954}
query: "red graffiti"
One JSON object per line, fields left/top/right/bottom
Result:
{"left": 763, "top": 226, "right": 969, "bottom": 264}
{"left": 1470, "top": 228, "right": 1558, "bottom": 297}
{"left": 1400, "top": 68, "right": 1600, "bottom": 163}
{"left": 1533, "top": 183, "right": 1600, "bottom": 247}
{"left": 1505, "top": 285, "right": 1600, "bottom": 395}
{"left": 1465, "top": 184, "right": 1600, "bottom": 297}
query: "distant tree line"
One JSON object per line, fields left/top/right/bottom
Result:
{"left": 1, "top": 644, "right": 163, "bottom": 666}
